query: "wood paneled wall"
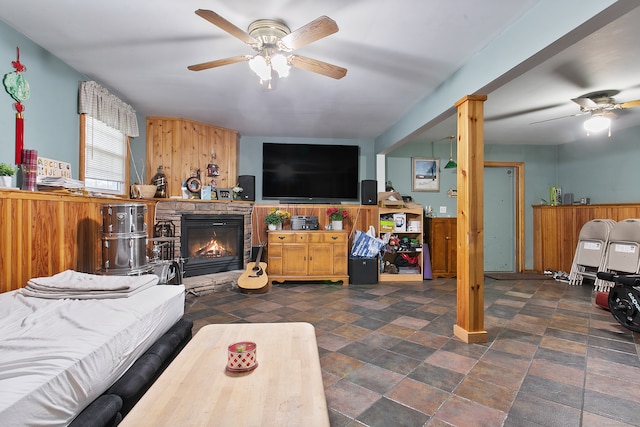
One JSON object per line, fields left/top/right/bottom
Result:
{"left": 533, "top": 203, "right": 640, "bottom": 273}
{"left": 250, "top": 204, "right": 378, "bottom": 249}
{"left": 0, "top": 190, "right": 155, "bottom": 293}
{"left": 146, "top": 117, "right": 238, "bottom": 197}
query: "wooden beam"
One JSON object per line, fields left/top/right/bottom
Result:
{"left": 454, "top": 94, "right": 488, "bottom": 344}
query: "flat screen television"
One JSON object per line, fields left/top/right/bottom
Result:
{"left": 262, "top": 142, "right": 359, "bottom": 203}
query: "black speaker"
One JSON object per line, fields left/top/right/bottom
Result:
{"left": 361, "top": 180, "right": 377, "bottom": 205}
{"left": 238, "top": 175, "right": 255, "bottom": 201}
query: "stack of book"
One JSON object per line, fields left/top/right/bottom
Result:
{"left": 37, "top": 176, "right": 85, "bottom": 190}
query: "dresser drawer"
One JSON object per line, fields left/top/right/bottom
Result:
{"left": 308, "top": 232, "right": 347, "bottom": 243}
{"left": 268, "top": 232, "right": 296, "bottom": 243}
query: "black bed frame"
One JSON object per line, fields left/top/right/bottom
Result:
{"left": 68, "top": 317, "right": 193, "bottom": 427}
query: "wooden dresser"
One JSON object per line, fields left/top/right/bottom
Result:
{"left": 267, "top": 230, "right": 348, "bottom": 286}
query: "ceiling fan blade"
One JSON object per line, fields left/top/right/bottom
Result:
{"left": 195, "top": 9, "right": 258, "bottom": 46}
{"left": 529, "top": 112, "right": 587, "bottom": 125}
{"left": 188, "top": 55, "right": 250, "bottom": 71}
{"left": 571, "top": 97, "right": 598, "bottom": 109}
{"left": 619, "top": 99, "right": 640, "bottom": 109}
{"left": 280, "top": 16, "right": 338, "bottom": 51}
{"left": 289, "top": 55, "right": 347, "bottom": 79}
{"left": 486, "top": 103, "right": 566, "bottom": 121}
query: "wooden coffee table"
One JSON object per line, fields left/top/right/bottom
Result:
{"left": 120, "top": 322, "right": 329, "bottom": 426}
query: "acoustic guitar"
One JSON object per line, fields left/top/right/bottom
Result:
{"left": 238, "top": 244, "right": 269, "bottom": 293}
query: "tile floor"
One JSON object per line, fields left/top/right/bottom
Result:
{"left": 183, "top": 277, "right": 640, "bottom": 427}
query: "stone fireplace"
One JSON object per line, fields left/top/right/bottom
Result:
{"left": 181, "top": 214, "right": 244, "bottom": 277}
{"left": 154, "top": 201, "right": 253, "bottom": 279}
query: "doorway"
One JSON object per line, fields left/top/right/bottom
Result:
{"left": 484, "top": 162, "right": 524, "bottom": 272}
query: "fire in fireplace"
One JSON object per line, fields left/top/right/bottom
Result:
{"left": 194, "top": 239, "right": 229, "bottom": 258}
{"left": 181, "top": 214, "right": 244, "bottom": 277}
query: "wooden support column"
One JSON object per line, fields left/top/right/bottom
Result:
{"left": 453, "top": 94, "right": 488, "bottom": 344}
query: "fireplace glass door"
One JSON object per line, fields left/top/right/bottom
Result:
{"left": 181, "top": 214, "right": 243, "bottom": 277}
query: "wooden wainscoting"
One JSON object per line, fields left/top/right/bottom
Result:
{"left": 0, "top": 190, "right": 155, "bottom": 293}
{"left": 533, "top": 203, "right": 640, "bottom": 273}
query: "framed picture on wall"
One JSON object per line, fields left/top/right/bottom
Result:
{"left": 216, "top": 188, "right": 233, "bottom": 200}
{"left": 412, "top": 158, "right": 440, "bottom": 192}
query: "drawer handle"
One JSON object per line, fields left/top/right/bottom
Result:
{"left": 278, "top": 236, "right": 285, "bottom": 240}
{"left": 331, "top": 236, "right": 338, "bottom": 240}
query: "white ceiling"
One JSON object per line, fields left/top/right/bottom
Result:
{"left": 1, "top": 1, "right": 639, "bottom": 147}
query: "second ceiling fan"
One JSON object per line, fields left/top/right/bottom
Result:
{"left": 532, "top": 90, "right": 640, "bottom": 125}
{"left": 187, "top": 9, "right": 347, "bottom": 82}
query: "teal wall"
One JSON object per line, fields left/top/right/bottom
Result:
{"left": 0, "top": 21, "right": 82, "bottom": 172}
{"left": 558, "top": 126, "right": 640, "bottom": 203}
{"left": 0, "top": 20, "right": 146, "bottom": 182}
{"left": 387, "top": 140, "right": 560, "bottom": 269}
{"left": 238, "top": 135, "right": 377, "bottom": 203}
{"left": 389, "top": 142, "right": 560, "bottom": 211}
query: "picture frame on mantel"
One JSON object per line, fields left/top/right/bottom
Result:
{"left": 412, "top": 157, "right": 440, "bottom": 192}
{"left": 216, "top": 188, "right": 233, "bottom": 200}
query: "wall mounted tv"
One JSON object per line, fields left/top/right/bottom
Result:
{"left": 262, "top": 142, "right": 359, "bottom": 203}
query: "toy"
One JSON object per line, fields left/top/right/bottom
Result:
{"left": 383, "top": 261, "right": 398, "bottom": 274}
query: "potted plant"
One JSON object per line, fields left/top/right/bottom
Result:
{"left": 0, "top": 163, "right": 16, "bottom": 188}
{"left": 327, "top": 207, "right": 348, "bottom": 230}
{"left": 264, "top": 209, "right": 290, "bottom": 230}
{"left": 265, "top": 211, "right": 283, "bottom": 230}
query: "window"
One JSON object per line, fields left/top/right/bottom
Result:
{"left": 80, "top": 114, "right": 129, "bottom": 195}
{"left": 78, "top": 80, "right": 138, "bottom": 196}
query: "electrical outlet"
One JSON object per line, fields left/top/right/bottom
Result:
{"left": 439, "top": 206, "right": 447, "bottom": 214}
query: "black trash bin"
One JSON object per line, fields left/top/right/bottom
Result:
{"left": 349, "top": 257, "right": 378, "bottom": 285}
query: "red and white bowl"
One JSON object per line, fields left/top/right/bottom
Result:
{"left": 226, "top": 341, "right": 258, "bottom": 372}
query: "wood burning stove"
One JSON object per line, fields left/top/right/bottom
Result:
{"left": 181, "top": 214, "right": 244, "bottom": 277}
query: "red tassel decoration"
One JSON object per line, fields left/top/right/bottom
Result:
{"left": 15, "top": 105, "right": 24, "bottom": 165}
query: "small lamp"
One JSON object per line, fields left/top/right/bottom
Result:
{"left": 444, "top": 136, "right": 457, "bottom": 169}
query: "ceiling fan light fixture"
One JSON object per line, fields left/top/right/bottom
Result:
{"left": 248, "top": 55, "right": 272, "bottom": 81}
{"left": 583, "top": 114, "right": 611, "bottom": 133}
{"left": 271, "top": 54, "right": 291, "bottom": 78}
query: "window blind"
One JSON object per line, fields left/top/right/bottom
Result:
{"left": 84, "top": 116, "right": 126, "bottom": 193}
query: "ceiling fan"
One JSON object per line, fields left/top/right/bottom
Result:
{"left": 531, "top": 90, "right": 640, "bottom": 133}
{"left": 187, "top": 9, "right": 347, "bottom": 82}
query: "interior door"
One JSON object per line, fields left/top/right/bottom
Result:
{"left": 484, "top": 166, "right": 516, "bottom": 271}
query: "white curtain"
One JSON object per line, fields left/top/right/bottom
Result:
{"left": 78, "top": 81, "right": 139, "bottom": 137}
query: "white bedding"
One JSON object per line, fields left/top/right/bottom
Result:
{"left": 21, "top": 270, "right": 159, "bottom": 299}
{"left": 0, "top": 284, "right": 185, "bottom": 426}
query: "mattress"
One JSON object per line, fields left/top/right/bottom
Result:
{"left": 0, "top": 284, "right": 185, "bottom": 426}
